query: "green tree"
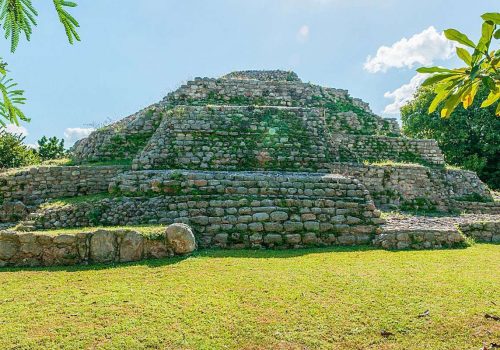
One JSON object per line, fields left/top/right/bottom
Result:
{"left": 0, "top": 128, "right": 40, "bottom": 168}
{"left": 401, "top": 85, "right": 500, "bottom": 189}
{"left": 417, "top": 12, "right": 500, "bottom": 117}
{"left": 37, "top": 136, "right": 66, "bottom": 161}
{"left": 0, "top": 0, "right": 80, "bottom": 126}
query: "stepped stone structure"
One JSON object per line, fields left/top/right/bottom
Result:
{"left": 1, "top": 70, "right": 499, "bottom": 267}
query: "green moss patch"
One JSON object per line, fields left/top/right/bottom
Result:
{"left": 33, "top": 225, "right": 166, "bottom": 240}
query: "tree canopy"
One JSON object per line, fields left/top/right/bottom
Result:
{"left": 37, "top": 136, "right": 66, "bottom": 161}
{"left": 0, "top": 128, "right": 39, "bottom": 168}
{"left": 417, "top": 12, "right": 500, "bottom": 118}
{"left": 401, "top": 85, "right": 499, "bottom": 189}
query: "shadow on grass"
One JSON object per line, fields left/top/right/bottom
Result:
{"left": 1, "top": 245, "right": 379, "bottom": 273}
{"left": 3, "top": 243, "right": 494, "bottom": 273}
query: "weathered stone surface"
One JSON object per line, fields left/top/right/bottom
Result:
{"left": 285, "top": 234, "right": 301, "bottom": 244}
{"left": 144, "top": 240, "right": 169, "bottom": 259}
{"left": 0, "top": 239, "right": 18, "bottom": 260}
{"left": 119, "top": 231, "right": 144, "bottom": 262}
{"left": 270, "top": 211, "right": 288, "bottom": 222}
{"left": 264, "top": 234, "right": 282, "bottom": 244}
{"left": 53, "top": 234, "right": 76, "bottom": 246}
{"left": 0, "top": 166, "right": 127, "bottom": 206}
{"left": 0, "top": 201, "right": 27, "bottom": 222}
{"left": 165, "top": 224, "right": 197, "bottom": 254}
{"left": 0, "top": 70, "right": 497, "bottom": 268}
{"left": 90, "top": 231, "right": 117, "bottom": 263}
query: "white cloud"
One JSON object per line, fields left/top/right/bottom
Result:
{"left": 3, "top": 124, "right": 29, "bottom": 136}
{"left": 383, "top": 73, "right": 429, "bottom": 114}
{"left": 64, "top": 127, "right": 94, "bottom": 146}
{"left": 364, "top": 26, "right": 454, "bottom": 73}
{"left": 297, "top": 25, "right": 310, "bottom": 43}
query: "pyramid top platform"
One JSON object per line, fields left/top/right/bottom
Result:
{"left": 220, "top": 70, "right": 302, "bottom": 82}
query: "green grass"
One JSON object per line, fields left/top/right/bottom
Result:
{"left": 0, "top": 245, "right": 499, "bottom": 350}
{"left": 77, "top": 159, "right": 133, "bottom": 167}
{"left": 362, "top": 160, "right": 426, "bottom": 168}
{"left": 42, "top": 193, "right": 117, "bottom": 208}
{"left": 31, "top": 225, "right": 167, "bottom": 240}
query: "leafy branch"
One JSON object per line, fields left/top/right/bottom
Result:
{"left": 0, "top": 72, "right": 27, "bottom": 126}
{"left": 417, "top": 12, "right": 500, "bottom": 118}
{"left": 0, "top": 0, "right": 80, "bottom": 126}
{"left": 52, "top": 0, "right": 80, "bottom": 45}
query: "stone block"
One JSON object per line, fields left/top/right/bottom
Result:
{"left": 165, "top": 224, "right": 197, "bottom": 254}
{"left": 90, "top": 231, "right": 117, "bottom": 263}
{"left": 264, "top": 234, "right": 283, "bottom": 244}
{"left": 120, "top": 231, "right": 144, "bottom": 262}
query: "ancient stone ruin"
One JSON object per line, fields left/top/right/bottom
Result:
{"left": 1, "top": 70, "right": 498, "bottom": 267}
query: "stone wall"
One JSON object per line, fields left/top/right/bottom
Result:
{"left": 333, "top": 134, "right": 445, "bottom": 165}
{"left": 73, "top": 71, "right": 452, "bottom": 168}
{"left": 459, "top": 221, "right": 500, "bottom": 242}
{"left": 71, "top": 105, "right": 164, "bottom": 163}
{"left": 0, "top": 229, "right": 174, "bottom": 267}
{"left": 0, "top": 165, "right": 127, "bottom": 205}
{"left": 133, "top": 106, "right": 336, "bottom": 171}
{"left": 328, "top": 163, "right": 493, "bottom": 210}
{"left": 27, "top": 172, "right": 382, "bottom": 248}
{"left": 372, "top": 228, "right": 466, "bottom": 250}
{"left": 447, "top": 200, "right": 500, "bottom": 215}
{"left": 164, "top": 78, "right": 400, "bottom": 136}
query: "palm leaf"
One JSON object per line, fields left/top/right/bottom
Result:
{"left": 53, "top": 0, "right": 80, "bottom": 44}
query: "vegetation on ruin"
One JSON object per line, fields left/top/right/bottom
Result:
{"left": 35, "top": 225, "right": 167, "bottom": 240}
{"left": 362, "top": 160, "right": 426, "bottom": 168}
{"left": 0, "top": 0, "right": 80, "bottom": 126}
{"left": 401, "top": 85, "right": 500, "bottom": 189}
{"left": 0, "top": 244, "right": 498, "bottom": 349}
{"left": 41, "top": 193, "right": 117, "bottom": 208}
{"left": 417, "top": 12, "right": 500, "bottom": 117}
{"left": 0, "top": 129, "right": 39, "bottom": 169}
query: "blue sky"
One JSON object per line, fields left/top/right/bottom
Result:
{"left": 1, "top": 0, "right": 498, "bottom": 146}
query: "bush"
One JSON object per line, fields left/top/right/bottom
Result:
{"left": 37, "top": 136, "right": 66, "bottom": 161}
{"left": 401, "top": 85, "right": 500, "bottom": 189}
{"left": 0, "top": 129, "right": 40, "bottom": 169}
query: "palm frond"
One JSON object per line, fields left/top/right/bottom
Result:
{"left": 53, "top": 0, "right": 80, "bottom": 44}
{"left": 0, "top": 74, "right": 28, "bottom": 126}
{"left": 0, "top": 0, "right": 38, "bottom": 52}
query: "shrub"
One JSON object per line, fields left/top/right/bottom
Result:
{"left": 37, "top": 136, "right": 66, "bottom": 161}
{"left": 401, "top": 85, "right": 499, "bottom": 189}
{"left": 0, "top": 129, "right": 40, "bottom": 169}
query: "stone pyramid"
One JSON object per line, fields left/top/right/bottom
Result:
{"left": 1, "top": 70, "right": 498, "bottom": 267}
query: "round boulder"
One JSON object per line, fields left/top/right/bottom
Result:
{"left": 165, "top": 224, "right": 197, "bottom": 254}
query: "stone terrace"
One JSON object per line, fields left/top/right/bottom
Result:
{"left": 1, "top": 70, "right": 499, "bottom": 267}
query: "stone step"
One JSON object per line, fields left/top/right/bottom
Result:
{"left": 375, "top": 226, "right": 463, "bottom": 250}
{"left": 374, "top": 213, "right": 500, "bottom": 249}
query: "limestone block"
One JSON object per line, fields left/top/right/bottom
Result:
{"left": 119, "top": 231, "right": 144, "bottom": 262}
{"left": 264, "top": 234, "right": 282, "bottom": 244}
{"left": 165, "top": 223, "right": 197, "bottom": 254}
{"left": 0, "top": 238, "right": 18, "bottom": 260}
{"left": 90, "top": 230, "right": 117, "bottom": 263}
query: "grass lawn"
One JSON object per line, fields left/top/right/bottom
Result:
{"left": 0, "top": 244, "right": 499, "bottom": 350}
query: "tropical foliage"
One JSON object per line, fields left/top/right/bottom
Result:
{"left": 0, "top": 0, "right": 80, "bottom": 126}
{"left": 37, "top": 136, "right": 66, "bottom": 161}
{"left": 417, "top": 12, "right": 500, "bottom": 117}
{"left": 0, "top": 128, "right": 39, "bottom": 169}
{"left": 401, "top": 85, "right": 499, "bottom": 189}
